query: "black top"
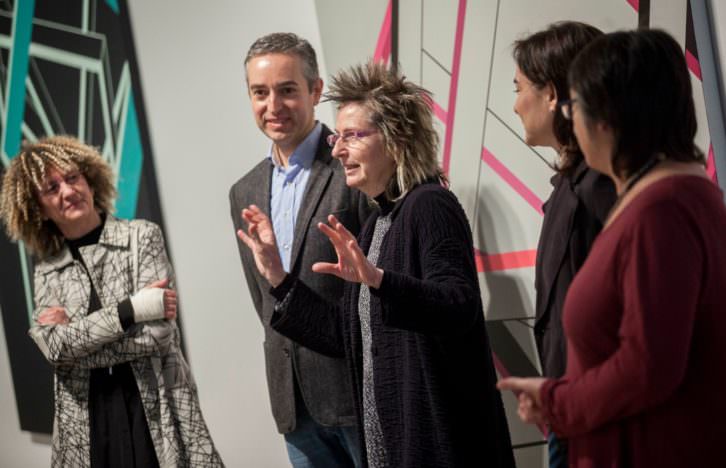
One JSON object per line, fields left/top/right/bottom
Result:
{"left": 534, "top": 162, "right": 616, "bottom": 377}
{"left": 66, "top": 219, "right": 159, "bottom": 468}
{"left": 271, "top": 182, "right": 516, "bottom": 468}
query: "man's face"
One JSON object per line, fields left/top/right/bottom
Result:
{"left": 246, "top": 53, "right": 323, "bottom": 154}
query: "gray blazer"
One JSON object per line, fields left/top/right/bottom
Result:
{"left": 229, "top": 124, "right": 371, "bottom": 433}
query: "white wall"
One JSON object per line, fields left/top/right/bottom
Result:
{"left": 126, "top": 1, "right": 334, "bottom": 466}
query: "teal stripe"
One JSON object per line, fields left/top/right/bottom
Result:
{"left": 3, "top": 0, "right": 35, "bottom": 159}
{"left": 105, "top": 0, "right": 119, "bottom": 14}
{"left": 18, "top": 242, "right": 34, "bottom": 325}
{"left": 115, "top": 90, "right": 143, "bottom": 219}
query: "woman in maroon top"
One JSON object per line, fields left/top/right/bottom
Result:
{"left": 499, "top": 29, "right": 726, "bottom": 467}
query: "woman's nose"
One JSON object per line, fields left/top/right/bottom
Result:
{"left": 331, "top": 139, "right": 345, "bottom": 159}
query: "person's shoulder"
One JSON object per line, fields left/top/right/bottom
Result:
{"left": 398, "top": 182, "right": 464, "bottom": 220}
{"left": 229, "top": 159, "right": 271, "bottom": 196}
{"left": 404, "top": 182, "right": 458, "bottom": 207}
{"left": 124, "top": 217, "right": 163, "bottom": 241}
{"left": 577, "top": 167, "right": 617, "bottom": 219}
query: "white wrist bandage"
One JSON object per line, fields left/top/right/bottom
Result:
{"left": 130, "top": 288, "right": 165, "bottom": 323}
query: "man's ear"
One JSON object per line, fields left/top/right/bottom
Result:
{"left": 312, "top": 78, "right": 323, "bottom": 105}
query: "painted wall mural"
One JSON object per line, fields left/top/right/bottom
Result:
{"left": 0, "top": 0, "right": 163, "bottom": 434}
{"left": 317, "top": 0, "right": 722, "bottom": 465}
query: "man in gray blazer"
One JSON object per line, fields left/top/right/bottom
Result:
{"left": 229, "top": 33, "right": 369, "bottom": 467}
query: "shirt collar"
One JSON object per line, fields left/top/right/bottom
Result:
{"left": 267, "top": 121, "right": 321, "bottom": 171}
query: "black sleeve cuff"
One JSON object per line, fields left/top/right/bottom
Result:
{"left": 118, "top": 298, "right": 135, "bottom": 331}
{"left": 269, "top": 273, "right": 295, "bottom": 301}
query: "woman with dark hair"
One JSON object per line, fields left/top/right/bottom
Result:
{"left": 512, "top": 21, "right": 616, "bottom": 466}
{"left": 500, "top": 29, "right": 726, "bottom": 467}
{"left": 0, "top": 136, "right": 223, "bottom": 467}
{"left": 238, "top": 62, "right": 515, "bottom": 468}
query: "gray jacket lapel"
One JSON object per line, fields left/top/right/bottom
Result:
{"left": 289, "top": 129, "right": 334, "bottom": 269}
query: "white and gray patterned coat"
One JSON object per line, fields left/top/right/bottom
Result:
{"left": 29, "top": 216, "right": 223, "bottom": 468}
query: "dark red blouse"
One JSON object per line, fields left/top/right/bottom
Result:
{"left": 541, "top": 175, "right": 726, "bottom": 467}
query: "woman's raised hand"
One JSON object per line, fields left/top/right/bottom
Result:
{"left": 237, "top": 204, "right": 286, "bottom": 287}
{"left": 312, "top": 215, "right": 383, "bottom": 289}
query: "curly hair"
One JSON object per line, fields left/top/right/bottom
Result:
{"left": 324, "top": 61, "right": 445, "bottom": 201}
{"left": 513, "top": 21, "right": 603, "bottom": 175}
{"left": 0, "top": 135, "right": 116, "bottom": 259}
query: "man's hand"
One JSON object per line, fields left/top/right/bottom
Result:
{"left": 237, "top": 204, "right": 286, "bottom": 287}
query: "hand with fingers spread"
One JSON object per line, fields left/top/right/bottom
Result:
{"left": 497, "top": 377, "right": 548, "bottom": 425}
{"left": 37, "top": 306, "right": 70, "bottom": 326}
{"left": 237, "top": 204, "right": 286, "bottom": 287}
{"left": 312, "top": 214, "right": 384, "bottom": 289}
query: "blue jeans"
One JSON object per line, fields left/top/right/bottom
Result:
{"left": 547, "top": 430, "right": 569, "bottom": 468}
{"left": 284, "top": 402, "right": 361, "bottom": 468}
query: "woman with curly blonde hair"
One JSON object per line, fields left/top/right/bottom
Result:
{"left": 238, "top": 62, "right": 515, "bottom": 468}
{"left": 0, "top": 135, "right": 223, "bottom": 468}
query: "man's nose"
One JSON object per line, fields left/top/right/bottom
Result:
{"left": 268, "top": 91, "right": 282, "bottom": 111}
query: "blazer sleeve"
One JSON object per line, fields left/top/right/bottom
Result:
{"left": 28, "top": 222, "right": 175, "bottom": 368}
{"left": 370, "top": 189, "right": 481, "bottom": 336}
{"left": 269, "top": 275, "right": 346, "bottom": 358}
{"left": 540, "top": 201, "right": 702, "bottom": 437}
{"left": 229, "top": 185, "right": 265, "bottom": 319}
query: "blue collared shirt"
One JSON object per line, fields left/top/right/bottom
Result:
{"left": 269, "top": 122, "right": 321, "bottom": 271}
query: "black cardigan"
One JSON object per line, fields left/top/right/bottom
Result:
{"left": 271, "top": 182, "right": 515, "bottom": 468}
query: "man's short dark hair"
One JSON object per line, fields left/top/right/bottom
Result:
{"left": 245, "top": 32, "right": 319, "bottom": 90}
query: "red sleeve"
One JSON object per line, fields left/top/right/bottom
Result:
{"left": 541, "top": 199, "right": 703, "bottom": 437}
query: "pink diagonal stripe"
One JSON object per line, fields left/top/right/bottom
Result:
{"left": 685, "top": 49, "right": 702, "bottom": 80}
{"left": 481, "top": 146, "right": 544, "bottom": 215}
{"left": 475, "top": 249, "right": 537, "bottom": 272}
{"left": 707, "top": 143, "right": 719, "bottom": 183}
{"left": 442, "top": 0, "right": 467, "bottom": 175}
{"left": 432, "top": 100, "right": 447, "bottom": 123}
{"left": 373, "top": 0, "right": 392, "bottom": 63}
{"left": 627, "top": 0, "right": 639, "bottom": 11}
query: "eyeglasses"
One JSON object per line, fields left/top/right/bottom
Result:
{"left": 326, "top": 130, "right": 377, "bottom": 148}
{"left": 39, "top": 171, "right": 83, "bottom": 198}
{"left": 558, "top": 98, "right": 578, "bottom": 121}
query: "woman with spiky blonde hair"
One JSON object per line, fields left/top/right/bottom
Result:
{"left": 0, "top": 135, "right": 223, "bottom": 468}
{"left": 238, "top": 62, "right": 515, "bottom": 468}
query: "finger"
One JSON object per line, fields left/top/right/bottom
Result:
{"left": 146, "top": 278, "right": 169, "bottom": 289}
{"left": 497, "top": 377, "right": 526, "bottom": 392}
{"left": 241, "top": 208, "right": 257, "bottom": 224}
{"left": 237, "top": 229, "right": 255, "bottom": 248}
{"left": 330, "top": 216, "right": 356, "bottom": 241}
{"left": 317, "top": 222, "right": 346, "bottom": 247}
{"left": 312, "top": 262, "right": 344, "bottom": 277}
{"left": 346, "top": 239, "right": 369, "bottom": 268}
{"left": 164, "top": 296, "right": 177, "bottom": 309}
